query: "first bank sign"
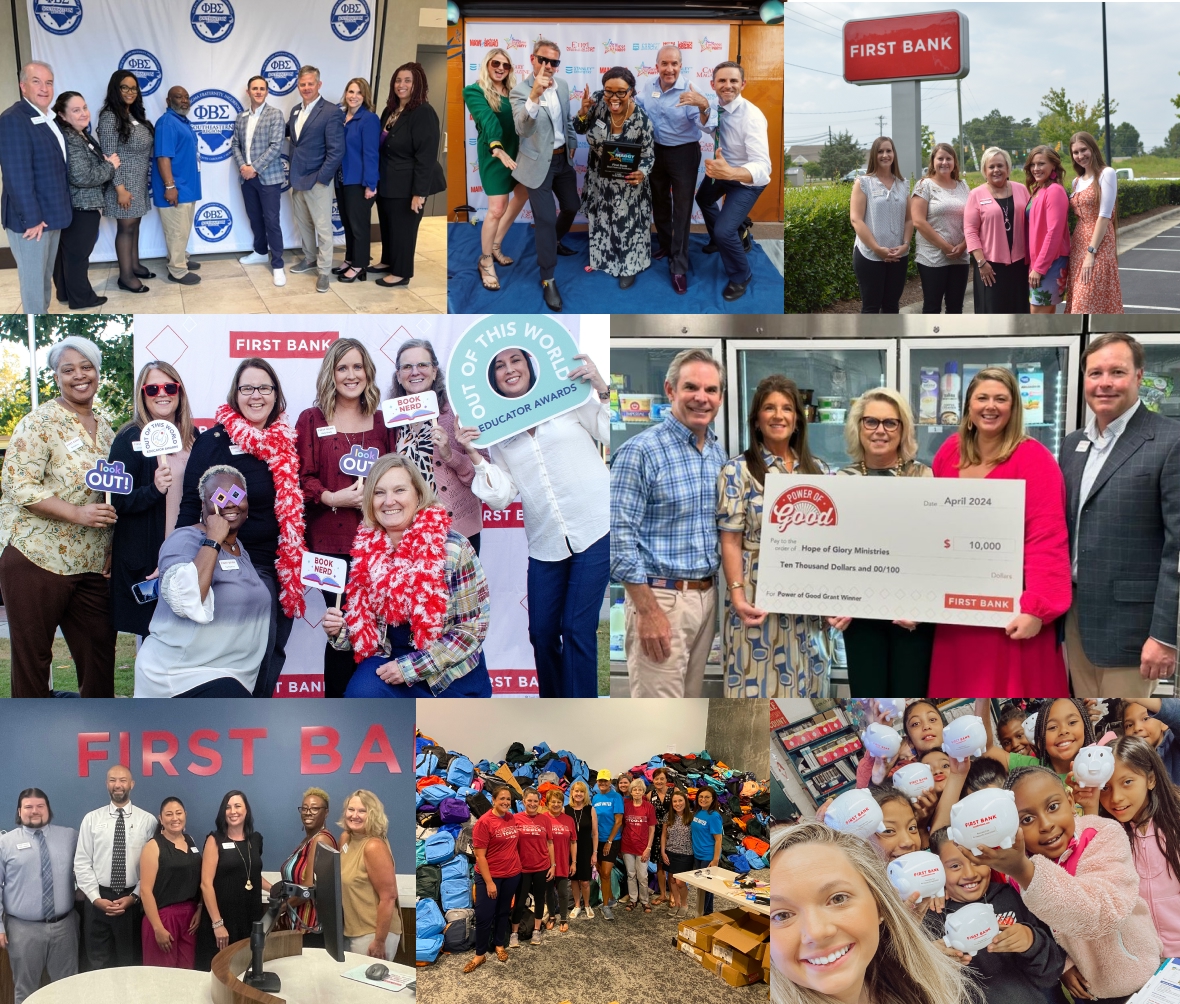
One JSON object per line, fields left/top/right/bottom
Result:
{"left": 843, "top": 9, "right": 969, "bottom": 83}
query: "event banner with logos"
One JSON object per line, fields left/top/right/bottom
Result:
{"left": 754, "top": 475, "right": 1025, "bottom": 628}
{"left": 462, "top": 22, "right": 729, "bottom": 225}
{"left": 133, "top": 313, "right": 608, "bottom": 696}
{"left": 0, "top": 699, "right": 414, "bottom": 876}
{"left": 27, "top": 0, "right": 373, "bottom": 261}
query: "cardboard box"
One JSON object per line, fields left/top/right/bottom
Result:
{"left": 677, "top": 909, "right": 743, "bottom": 951}
{"left": 720, "top": 962, "right": 764, "bottom": 986}
{"left": 700, "top": 952, "right": 725, "bottom": 977}
{"left": 712, "top": 913, "right": 771, "bottom": 974}
{"left": 678, "top": 939, "right": 707, "bottom": 965}
{"left": 711, "top": 940, "right": 762, "bottom": 975}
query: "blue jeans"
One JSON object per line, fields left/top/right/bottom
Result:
{"left": 343, "top": 650, "right": 494, "bottom": 697}
{"left": 526, "top": 532, "right": 609, "bottom": 697}
{"left": 694, "top": 857, "right": 715, "bottom": 914}
{"left": 241, "top": 176, "right": 284, "bottom": 268}
{"left": 694, "top": 177, "right": 764, "bottom": 284}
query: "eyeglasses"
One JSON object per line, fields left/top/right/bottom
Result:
{"left": 398, "top": 361, "right": 434, "bottom": 373}
{"left": 535, "top": 55, "right": 561, "bottom": 68}
{"left": 119, "top": 83, "right": 139, "bottom": 94}
{"left": 238, "top": 384, "right": 276, "bottom": 397}
{"left": 488, "top": 59, "right": 511, "bottom": 70}
{"left": 861, "top": 416, "right": 901, "bottom": 432}
{"left": 298, "top": 805, "right": 325, "bottom": 814}
{"left": 603, "top": 87, "right": 631, "bottom": 97}
{"left": 143, "top": 382, "right": 179, "bottom": 397}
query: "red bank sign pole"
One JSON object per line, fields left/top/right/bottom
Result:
{"left": 842, "top": 10, "right": 970, "bottom": 183}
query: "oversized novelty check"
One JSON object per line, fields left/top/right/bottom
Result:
{"left": 754, "top": 475, "right": 1026, "bottom": 627}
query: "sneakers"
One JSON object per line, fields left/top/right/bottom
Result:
{"left": 239, "top": 251, "right": 269, "bottom": 265}
{"left": 508, "top": 932, "right": 519, "bottom": 948}
{"left": 316, "top": 274, "right": 330, "bottom": 293}
{"left": 531, "top": 930, "right": 542, "bottom": 946}
{"left": 568, "top": 906, "right": 582, "bottom": 920}
{"left": 584, "top": 905, "right": 594, "bottom": 919}
{"left": 290, "top": 258, "right": 317, "bottom": 274}
{"left": 273, "top": 268, "right": 286, "bottom": 287}
{"left": 601, "top": 903, "right": 614, "bottom": 921}
{"left": 167, "top": 272, "right": 200, "bottom": 285}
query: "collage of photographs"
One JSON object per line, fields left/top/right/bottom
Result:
{"left": 2, "top": 1, "right": 1180, "bottom": 1004}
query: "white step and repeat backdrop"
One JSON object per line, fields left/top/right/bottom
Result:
{"left": 461, "top": 22, "right": 728, "bottom": 224}
{"left": 132, "top": 313, "right": 609, "bottom": 697}
{"left": 28, "top": 0, "right": 375, "bottom": 260}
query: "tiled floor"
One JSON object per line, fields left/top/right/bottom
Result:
{"left": 0, "top": 217, "right": 446, "bottom": 315}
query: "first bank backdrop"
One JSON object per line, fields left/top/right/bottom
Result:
{"left": 0, "top": 700, "right": 414, "bottom": 875}
{"left": 28, "top": 0, "right": 374, "bottom": 261}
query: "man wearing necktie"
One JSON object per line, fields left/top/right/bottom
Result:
{"left": 0, "top": 62, "right": 72, "bottom": 314}
{"left": 0, "top": 788, "right": 79, "bottom": 1004}
{"left": 74, "top": 765, "right": 154, "bottom": 969}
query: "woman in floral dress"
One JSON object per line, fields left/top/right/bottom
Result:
{"left": 716, "top": 374, "right": 832, "bottom": 698}
{"left": 1066, "top": 130, "right": 1124, "bottom": 314}
{"left": 572, "top": 67, "right": 655, "bottom": 289}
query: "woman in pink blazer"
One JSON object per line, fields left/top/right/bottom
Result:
{"left": 1024, "top": 145, "right": 1071, "bottom": 313}
{"left": 963, "top": 147, "right": 1030, "bottom": 313}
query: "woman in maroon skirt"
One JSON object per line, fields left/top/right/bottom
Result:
{"left": 139, "top": 796, "right": 203, "bottom": 968}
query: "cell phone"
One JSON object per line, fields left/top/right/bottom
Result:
{"left": 132, "top": 578, "right": 159, "bottom": 604}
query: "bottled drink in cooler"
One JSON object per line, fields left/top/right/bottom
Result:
{"left": 940, "top": 362, "right": 961, "bottom": 425}
{"left": 919, "top": 368, "right": 939, "bottom": 424}
{"left": 609, "top": 600, "right": 626, "bottom": 660}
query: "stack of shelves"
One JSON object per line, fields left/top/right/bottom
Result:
{"left": 773, "top": 703, "right": 863, "bottom": 802}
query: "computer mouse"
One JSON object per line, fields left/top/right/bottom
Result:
{"left": 366, "top": 963, "right": 390, "bottom": 982}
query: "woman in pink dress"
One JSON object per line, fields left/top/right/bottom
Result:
{"left": 927, "top": 367, "right": 1072, "bottom": 697}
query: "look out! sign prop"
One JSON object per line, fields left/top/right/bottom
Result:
{"left": 843, "top": 10, "right": 969, "bottom": 84}
{"left": 446, "top": 314, "right": 593, "bottom": 446}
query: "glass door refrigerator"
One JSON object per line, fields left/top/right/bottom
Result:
{"left": 1090, "top": 316, "right": 1180, "bottom": 424}
{"left": 899, "top": 335, "right": 1082, "bottom": 468}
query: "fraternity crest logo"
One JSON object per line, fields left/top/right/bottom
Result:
{"left": 190, "top": 0, "right": 234, "bottom": 42}
{"left": 32, "top": 0, "right": 82, "bottom": 34}
{"left": 280, "top": 153, "right": 291, "bottom": 193}
{"left": 194, "top": 202, "right": 233, "bottom": 242}
{"left": 769, "top": 485, "right": 839, "bottom": 529}
{"left": 119, "top": 50, "right": 162, "bottom": 97}
{"left": 261, "top": 52, "right": 301, "bottom": 96}
{"left": 699, "top": 36, "right": 723, "bottom": 52}
{"left": 189, "top": 89, "right": 244, "bottom": 162}
{"left": 330, "top": 0, "right": 370, "bottom": 40}
{"left": 331, "top": 200, "right": 345, "bottom": 238}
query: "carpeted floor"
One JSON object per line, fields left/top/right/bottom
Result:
{"left": 417, "top": 871, "right": 769, "bottom": 1004}
{"left": 446, "top": 224, "right": 783, "bottom": 314}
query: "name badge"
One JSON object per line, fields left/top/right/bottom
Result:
{"left": 1076, "top": 441, "right": 1091, "bottom": 452}
{"left": 65, "top": 437, "right": 84, "bottom": 453}
{"left": 872, "top": 187, "right": 887, "bottom": 198}
{"left": 219, "top": 558, "right": 239, "bottom": 571}
{"left": 191, "top": 846, "right": 200, "bottom": 853}
{"left": 316, "top": 425, "right": 336, "bottom": 438}
{"left": 16, "top": 841, "right": 31, "bottom": 850}
{"left": 979, "top": 198, "right": 994, "bottom": 206}
{"left": 651, "top": 89, "right": 660, "bottom": 99}
{"left": 132, "top": 441, "right": 143, "bottom": 452}
{"left": 222, "top": 841, "right": 236, "bottom": 849}
{"left": 229, "top": 444, "right": 244, "bottom": 455}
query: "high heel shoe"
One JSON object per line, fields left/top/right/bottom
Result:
{"left": 375, "top": 275, "right": 410, "bottom": 288}
{"left": 491, "top": 242, "right": 514, "bottom": 266}
{"left": 331, "top": 261, "right": 352, "bottom": 275}
{"left": 337, "top": 266, "right": 367, "bottom": 283}
{"left": 117, "top": 278, "right": 150, "bottom": 293}
{"left": 478, "top": 254, "right": 500, "bottom": 291}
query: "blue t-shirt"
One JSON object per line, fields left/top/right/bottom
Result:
{"left": 591, "top": 789, "right": 624, "bottom": 841}
{"left": 151, "top": 108, "right": 202, "bottom": 206}
{"left": 691, "top": 809, "right": 724, "bottom": 861}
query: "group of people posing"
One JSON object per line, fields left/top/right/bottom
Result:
{"left": 464, "top": 41, "right": 772, "bottom": 308}
{"left": 850, "top": 132, "right": 1123, "bottom": 314}
{"left": 0, "top": 58, "right": 444, "bottom": 311}
{"left": 0, "top": 770, "right": 398, "bottom": 1004}
{"left": 772, "top": 697, "right": 1180, "bottom": 1004}
{"left": 464, "top": 768, "right": 724, "bottom": 972}
{"left": 610, "top": 335, "right": 1180, "bottom": 700}
{"left": 0, "top": 334, "right": 610, "bottom": 699}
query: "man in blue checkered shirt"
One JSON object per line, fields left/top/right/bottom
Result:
{"left": 610, "top": 349, "right": 727, "bottom": 697}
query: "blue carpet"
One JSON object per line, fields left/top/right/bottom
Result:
{"left": 446, "top": 223, "right": 782, "bottom": 314}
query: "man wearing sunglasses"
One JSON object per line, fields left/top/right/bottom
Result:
{"left": 509, "top": 40, "right": 580, "bottom": 312}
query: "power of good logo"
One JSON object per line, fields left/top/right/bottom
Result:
{"left": 190, "top": 0, "right": 234, "bottom": 42}
{"left": 769, "top": 485, "right": 839, "bottom": 529}
{"left": 33, "top": 0, "right": 81, "bottom": 34}
{"left": 262, "top": 52, "right": 300, "bottom": 96}
{"left": 119, "top": 50, "right": 162, "bottom": 97}
{"left": 330, "top": 0, "right": 370, "bottom": 40}
{"left": 189, "top": 89, "right": 244, "bottom": 162}
{"left": 194, "top": 202, "right": 233, "bottom": 242}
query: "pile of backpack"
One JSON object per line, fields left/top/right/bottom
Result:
{"left": 413, "top": 731, "right": 772, "bottom": 965}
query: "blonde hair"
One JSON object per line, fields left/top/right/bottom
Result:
{"left": 844, "top": 387, "right": 918, "bottom": 465}
{"left": 338, "top": 789, "right": 388, "bottom": 839}
{"left": 361, "top": 453, "right": 441, "bottom": 527}
{"left": 980, "top": 146, "right": 1011, "bottom": 174}
{"left": 477, "top": 48, "right": 516, "bottom": 113}
{"left": 302, "top": 787, "right": 330, "bottom": 808}
{"left": 568, "top": 780, "right": 591, "bottom": 805}
{"left": 770, "top": 823, "right": 979, "bottom": 1004}
{"left": 124, "top": 360, "right": 196, "bottom": 449}
{"left": 339, "top": 77, "right": 374, "bottom": 112}
{"left": 957, "top": 367, "right": 1027, "bottom": 469}
{"left": 315, "top": 338, "right": 380, "bottom": 420}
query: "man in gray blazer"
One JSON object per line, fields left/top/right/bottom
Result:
{"left": 285, "top": 65, "right": 344, "bottom": 293}
{"left": 1060, "top": 332, "right": 1180, "bottom": 697}
{"left": 232, "top": 75, "right": 287, "bottom": 286}
{"left": 509, "top": 39, "right": 579, "bottom": 312}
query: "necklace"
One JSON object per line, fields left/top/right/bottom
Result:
{"left": 571, "top": 805, "right": 586, "bottom": 831}
{"left": 230, "top": 834, "right": 253, "bottom": 890}
{"left": 857, "top": 459, "right": 905, "bottom": 476}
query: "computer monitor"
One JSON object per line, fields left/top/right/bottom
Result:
{"left": 315, "top": 841, "right": 346, "bottom": 962}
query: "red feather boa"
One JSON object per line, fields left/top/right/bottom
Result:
{"left": 344, "top": 505, "right": 452, "bottom": 662}
{"left": 215, "top": 404, "right": 306, "bottom": 619}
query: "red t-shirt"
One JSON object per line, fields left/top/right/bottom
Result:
{"left": 513, "top": 811, "right": 554, "bottom": 873}
{"left": 621, "top": 799, "right": 657, "bottom": 856}
{"left": 472, "top": 810, "right": 521, "bottom": 878}
{"left": 547, "top": 811, "right": 575, "bottom": 878}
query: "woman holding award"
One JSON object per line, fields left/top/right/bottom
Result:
{"left": 572, "top": 68, "right": 655, "bottom": 289}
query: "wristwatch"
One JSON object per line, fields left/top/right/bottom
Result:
{"left": 1087, "top": 245, "right": 1098, "bottom": 255}
{"left": 199, "top": 537, "right": 221, "bottom": 553}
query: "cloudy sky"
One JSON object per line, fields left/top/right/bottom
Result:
{"left": 785, "top": 1, "right": 1180, "bottom": 151}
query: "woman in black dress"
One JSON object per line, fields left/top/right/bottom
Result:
{"left": 565, "top": 780, "right": 598, "bottom": 919}
{"left": 197, "top": 790, "right": 265, "bottom": 969}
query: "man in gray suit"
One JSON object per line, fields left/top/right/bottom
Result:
{"left": 1061, "top": 332, "right": 1180, "bottom": 697}
{"left": 509, "top": 39, "right": 579, "bottom": 312}
{"left": 232, "top": 75, "right": 288, "bottom": 286}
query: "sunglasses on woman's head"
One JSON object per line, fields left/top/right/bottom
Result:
{"left": 143, "top": 383, "right": 179, "bottom": 397}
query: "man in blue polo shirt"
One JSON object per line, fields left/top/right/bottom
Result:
{"left": 636, "top": 46, "right": 710, "bottom": 296}
{"left": 591, "top": 770, "right": 623, "bottom": 921}
{"left": 152, "top": 86, "right": 201, "bottom": 286}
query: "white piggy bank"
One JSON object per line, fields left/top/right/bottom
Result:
{"left": 892, "top": 762, "right": 936, "bottom": 802}
{"left": 942, "top": 715, "right": 988, "bottom": 762}
{"left": 1073, "top": 744, "right": 1115, "bottom": 789}
{"left": 888, "top": 851, "right": 946, "bottom": 900}
{"left": 1023, "top": 712, "right": 1038, "bottom": 743}
{"left": 825, "top": 788, "right": 886, "bottom": 840}
{"left": 948, "top": 788, "right": 1019, "bottom": 857}
{"left": 861, "top": 722, "right": 902, "bottom": 760}
{"left": 877, "top": 698, "right": 906, "bottom": 721}
{"left": 943, "top": 902, "right": 1000, "bottom": 957}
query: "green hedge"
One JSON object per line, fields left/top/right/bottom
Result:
{"left": 1118, "top": 179, "right": 1180, "bottom": 217}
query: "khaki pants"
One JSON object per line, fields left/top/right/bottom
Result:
{"left": 1064, "top": 604, "right": 1154, "bottom": 698}
{"left": 157, "top": 201, "right": 195, "bottom": 279}
{"left": 624, "top": 585, "right": 716, "bottom": 698}
{"left": 291, "top": 182, "right": 336, "bottom": 274}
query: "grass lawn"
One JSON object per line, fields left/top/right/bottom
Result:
{"left": 0, "top": 633, "right": 137, "bottom": 697}
{"left": 598, "top": 622, "right": 609, "bottom": 696}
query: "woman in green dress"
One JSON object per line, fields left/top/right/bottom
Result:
{"left": 463, "top": 48, "right": 529, "bottom": 291}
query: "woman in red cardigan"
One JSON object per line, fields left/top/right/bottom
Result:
{"left": 1024, "top": 145, "right": 1071, "bottom": 313}
{"left": 927, "top": 367, "right": 1072, "bottom": 698}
